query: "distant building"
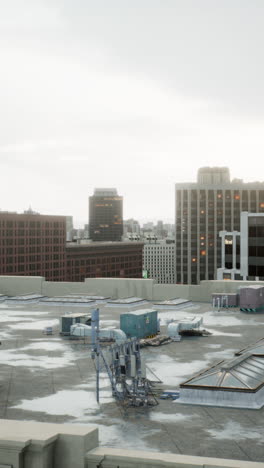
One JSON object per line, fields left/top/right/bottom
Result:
{"left": 218, "top": 212, "right": 264, "bottom": 281}
{"left": 163, "top": 223, "right": 175, "bottom": 238}
{"left": 66, "top": 216, "right": 74, "bottom": 242}
{"left": 66, "top": 242, "right": 143, "bottom": 282}
{"left": 156, "top": 220, "right": 164, "bottom": 238}
{"left": 142, "top": 222, "right": 154, "bottom": 230}
{"left": 141, "top": 221, "right": 174, "bottom": 240}
{"left": 175, "top": 167, "right": 264, "bottom": 284}
{"left": 143, "top": 239, "right": 175, "bottom": 284}
{"left": 89, "top": 188, "right": 123, "bottom": 242}
{"left": 123, "top": 218, "right": 141, "bottom": 239}
{"left": 0, "top": 211, "right": 66, "bottom": 281}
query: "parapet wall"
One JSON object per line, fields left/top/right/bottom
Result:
{"left": 0, "top": 419, "right": 98, "bottom": 468}
{"left": 86, "top": 447, "right": 264, "bottom": 468}
{"left": 1, "top": 275, "right": 264, "bottom": 302}
{"left": 0, "top": 419, "right": 262, "bottom": 468}
{"left": 0, "top": 276, "right": 44, "bottom": 296}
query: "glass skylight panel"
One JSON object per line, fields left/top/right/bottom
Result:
{"left": 251, "top": 356, "right": 264, "bottom": 366}
{"left": 221, "top": 373, "right": 248, "bottom": 389}
{"left": 236, "top": 364, "right": 263, "bottom": 380}
{"left": 232, "top": 369, "right": 260, "bottom": 389}
{"left": 241, "top": 362, "right": 264, "bottom": 376}
{"left": 190, "top": 372, "right": 222, "bottom": 387}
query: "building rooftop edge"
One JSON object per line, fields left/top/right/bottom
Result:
{"left": 66, "top": 241, "right": 144, "bottom": 248}
{"left": 175, "top": 182, "right": 264, "bottom": 189}
{"left": 0, "top": 212, "right": 67, "bottom": 219}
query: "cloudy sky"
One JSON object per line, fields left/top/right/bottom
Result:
{"left": 1, "top": 0, "right": 264, "bottom": 226}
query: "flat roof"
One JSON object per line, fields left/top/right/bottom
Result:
{"left": 1, "top": 298, "right": 264, "bottom": 462}
{"left": 93, "top": 188, "right": 118, "bottom": 196}
{"left": 66, "top": 242, "right": 144, "bottom": 249}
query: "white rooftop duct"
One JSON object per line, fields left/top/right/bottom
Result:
{"left": 167, "top": 316, "right": 203, "bottom": 336}
{"left": 70, "top": 323, "right": 126, "bottom": 343}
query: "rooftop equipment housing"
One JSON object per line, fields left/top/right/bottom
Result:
{"left": 167, "top": 316, "right": 203, "bottom": 340}
{"left": 120, "top": 309, "right": 158, "bottom": 339}
{"left": 60, "top": 313, "right": 91, "bottom": 335}
{"left": 211, "top": 293, "right": 239, "bottom": 308}
{"left": 240, "top": 285, "right": 264, "bottom": 312}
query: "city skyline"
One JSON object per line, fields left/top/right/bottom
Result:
{"left": 1, "top": 1, "right": 264, "bottom": 226}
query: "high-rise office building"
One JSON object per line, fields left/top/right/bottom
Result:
{"left": 218, "top": 211, "right": 264, "bottom": 281}
{"left": 175, "top": 167, "right": 264, "bottom": 284}
{"left": 89, "top": 188, "right": 123, "bottom": 242}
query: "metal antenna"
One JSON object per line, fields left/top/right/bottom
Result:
{"left": 90, "top": 310, "right": 160, "bottom": 407}
{"left": 91, "top": 308, "right": 100, "bottom": 403}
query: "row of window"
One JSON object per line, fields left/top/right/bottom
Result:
{"left": 0, "top": 221, "right": 64, "bottom": 228}
{"left": 2, "top": 266, "right": 64, "bottom": 275}
{"left": 0, "top": 239, "right": 64, "bottom": 246}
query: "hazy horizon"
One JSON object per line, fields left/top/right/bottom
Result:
{"left": 1, "top": 1, "right": 264, "bottom": 227}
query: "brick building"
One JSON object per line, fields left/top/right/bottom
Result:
{"left": 66, "top": 242, "right": 143, "bottom": 282}
{"left": 0, "top": 212, "right": 143, "bottom": 283}
{"left": 0, "top": 211, "right": 66, "bottom": 281}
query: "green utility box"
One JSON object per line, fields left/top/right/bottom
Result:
{"left": 120, "top": 309, "right": 158, "bottom": 339}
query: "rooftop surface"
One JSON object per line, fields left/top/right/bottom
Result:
{"left": 0, "top": 297, "right": 264, "bottom": 462}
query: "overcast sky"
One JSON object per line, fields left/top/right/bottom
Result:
{"left": 1, "top": 0, "right": 264, "bottom": 226}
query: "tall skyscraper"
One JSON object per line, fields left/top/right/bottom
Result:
{"left": 89, "top": 188, "right": 123, "bottom": 241}
{"left": 175, "top": 167, "right": 264, "bottom": 284}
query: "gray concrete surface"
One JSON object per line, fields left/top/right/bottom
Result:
{"left": 0, "top": 298, "right": 264, "bottom": 463}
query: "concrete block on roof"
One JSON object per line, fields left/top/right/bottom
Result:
{"left": 0, "top": 275, "right": 44, "bottom": 296}
{"left": 0, "top": 420, "right": 98, "bottom": 468}
{"left": 0, "top": 438, "right": 30, "bottom": 468}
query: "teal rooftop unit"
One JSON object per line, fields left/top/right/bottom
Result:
{"left": 120, "top": 309, "right": 158, "bottom": 339}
